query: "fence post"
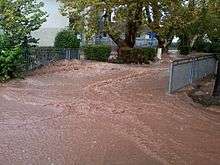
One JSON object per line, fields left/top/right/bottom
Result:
{"left": 215, "top": 59, "right": 219, "bottom": 74}
{"left": 78, "top": 49, "right": 80, "bottom": 60}
{"left": 190, "top": 59, "right": 194, "bottom": 84}
{"left": 168, "top": 62, "right": 174, "bottom": 94}
{"left": 65, "top": 49, "right": 70, "bottom": 60}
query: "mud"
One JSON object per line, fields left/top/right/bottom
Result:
{"left": 0, "top": 60, "right": 219, "bottom": 165}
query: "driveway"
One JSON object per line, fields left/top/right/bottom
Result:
{"left": 0, "top": 60, "right": 219, "bottom": 165}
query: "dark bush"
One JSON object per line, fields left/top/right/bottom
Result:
{"left": 0, "top": 46, "right": 24, "bottom": 82}
{"left": 142, "top": 48, "right": 157, "bottom": 61}
{"left": 210, "top": 41, "right": 220, "bottom": 53}
{"left": 54, "top": 30, "right": 80, "bottom": 49}
{"left": 178, "top": 45, "right": 191, "bottom": 55}
{"left": 192, "top": 39, "right": 204, "bottom": 52}
{"left": 118, "top": 47, "right": 156, "bottom": 64}
{"left": 84, "top": 45, "right": 111, "bottom": 62}
{"left": 193, "top": 39, "right": 212, "bottom": 53}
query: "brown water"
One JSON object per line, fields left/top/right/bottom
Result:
{"left": 0, "top": 60, "right": 219, "bottom": 165}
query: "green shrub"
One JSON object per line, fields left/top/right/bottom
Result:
{"left": 210, "top": 41, "right": 220, "bottom": 53}
{"left": 142, "top": 48, "right": 157, "bottom": 61}
{"left": 178, "top": 45, "right": 191, "bottom": 55}
{"left": 0, "top": 47, "right": 24, "bottom": 82}
{"left": 54, "top": 30, "right": 80, "bottom": 49}
{"left": 202, "top": 42, "right": 212, "bottom": 53}
{"left": 193, "top": 39, "right": 212, "bottom": 53}
{"left": 118, "top": 47, "right": 156, "bottom": 64}
{"left": 192, "top": 39, "right": 204, "bottom": 52}
{"left": 0, "top": 34, "right": 11, "bottom": 50}
{"left": 84, "top": 45, "right": 111, "bottom": 62}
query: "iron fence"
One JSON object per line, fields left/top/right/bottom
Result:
{"left": 24, "top": 47, "right": 80, "bottom": 70}
{"left": 168, "top": 55, "right": 218, "bottom": 93}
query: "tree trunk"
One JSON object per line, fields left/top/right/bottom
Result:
{"left": 107, "top": 2, "right": 143, "bottom": 53}
{"left": 164, "top": 36, "right": 174, "bottom": 54}
{"left": 213, "top": 60, "right": 220, "bottom": 97}
{"left": 157, "top": 36, "right": 166, "bottom": 53}
{"left": 190, "top": 35, "right": 199, "bottom": 48}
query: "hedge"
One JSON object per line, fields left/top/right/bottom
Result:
{"left": 84, "top": 45, "right": 111, "bottom": 62}
{"left": 210, "top": 41, "right": 220, "bottom": 53}
{"left": 118, "top": 47, "right": 156, "bottom": 64}
{"left": 193, "top": 39, "right": 212, "bottom": 53}
{"left": 178, "top": 45, "right": 191, "bottom": 55}
{"left": 192, "top": 39, "right": 219, "bottom": 53}
{"left": 54, "top": 29, "right": 80, "bottom": 49}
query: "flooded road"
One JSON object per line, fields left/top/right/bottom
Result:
{"left": 0, "top": 60, "right": 219, "bottom": 165}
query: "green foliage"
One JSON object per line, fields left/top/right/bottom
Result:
{"left": 0, "top": 0, "right": 47, "bottom": 82}
{"left": 0, "top": 0, "right": 47, "bottom": 46}
{"left": 59, "top": 0, "right": 219, "bottom": 53}
{"left": 0, "top": 46, "right": 23, "bottom": 82}
{"left": 119, "top": 48, "right": 156, "bottom": 64}
{"left": 54, "top": 30, "right": 80, "bottom": 49}
{"left": 142, "top": 48, "right": 157, "bottom": 61}
{"left": 84, "top": 45, "right": 111, "bottom": 62}
{"left": 176, "top": 0, "right": 219, "bottom": 52}
{"left": 192, "top": 38, "right": 211, "bottom": 53}
{"left": 210, "top": 40, "right": 220, "bottom": 53}
{"left": 58, "top": 0, "right": 183, "bottom": 49}
{"left": 0, "top": 34, "right": 10, "bottom": 50}
{"left": 193, "top": 38, "right": 220, "bottom": 53}
{"left": 178, "top": 45, "right": 191, "bottom": 55}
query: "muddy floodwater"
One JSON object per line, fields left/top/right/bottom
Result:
{"left": 0, "top": 60, "right": 219, "bottom": 165}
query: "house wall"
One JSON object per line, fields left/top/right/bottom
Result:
{"left": 32, "top": 0, "right": 69, "bottom": 47}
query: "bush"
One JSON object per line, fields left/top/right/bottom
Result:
{"left": 54, "top": 30, "right": 80, "bottom": 49}
{"left": 178, "top": 45, "right": 191, "bottom": 55}
{"left": 192, "top": 38, "right": 220, "bottom": 53}
{"left": 84, "top": 45, "right": 111, "bottom": 62}
{"left": 210, "top": 41, "right": 220, "bottom": 53}
{"left": 118, "top": 47, "right": 156, "bottom": 64}
{"left": 0, "top": 47, "right": 24, "bottom": 82}
{"left": 193, "top": 39, "right": 212, "bottom": 53}
{"left": 142, "top": 48, "right": 157, "bottom": 61}
{"left": 0, "top": 34, "right": 11, "bottom": 50}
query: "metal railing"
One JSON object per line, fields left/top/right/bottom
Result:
{"left": 24, "top": 47, "right": 80, "bottom": 71}
{"left": 168, "top": 54, "right": 218, "bottom": 93}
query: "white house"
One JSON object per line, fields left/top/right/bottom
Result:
{"left": 32, "top": 0, "right": 69, "bottom": 47}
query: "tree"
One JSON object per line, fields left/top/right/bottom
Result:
{"left": 204, "top": 0, "right": 220, "bottom": 97}
{"left": 145, "top": 0, "right": 182, "bottom": 52}
{"left": 0, "top": 0, "right": 47, "bottom": 81}
{"left": 0, "top": 0, "right": 47, "bottom": 47}
{"left": 59, "top": 0, "right": 143, "bottom": 49}
{"left": 58, "top": 0, "right": 183, "bottom": 53}
{"left": 175, "top": 0, "right": 220, "bottom": 51}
